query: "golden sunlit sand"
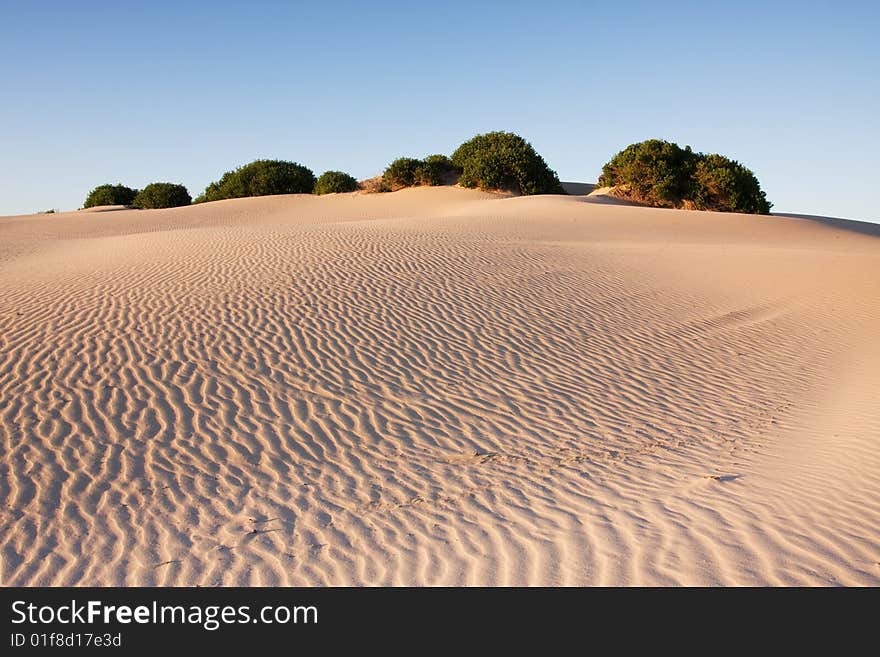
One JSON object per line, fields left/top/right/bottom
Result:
{"left": 1, "top": 186, "right": 878, "bottom": 585}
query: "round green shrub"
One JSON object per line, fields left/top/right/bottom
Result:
{"left": 691, "top": 154, "right": 771, "bottom": 214}
{"left": 196, "top": 159, "right": 316, "bottom": 203}
{"left": 314, "top": 170, "right": 358, "bottom": 195}
{"left": 132, "top": 182, "right": 192, "bottom": 209}
{"left": 450, "top": 131, "right": 564, "bottom": 195}
{"left": 597, "top": 139, "right": 696, "bottom": 208}
{"left": 598, "top": 139, "right": 771, "bottom": 214}
{"left": 83, "top": 184, "right": 137, "bottom": 208}
{"left": 383, "top": 157, "right": 423, "bottom": 190}
{"left": 416, "top": 155, "right": 461, "bottom": 186}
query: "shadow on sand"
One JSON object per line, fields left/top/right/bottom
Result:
{"left": 773, "top": 213, "right": 880, "bottom": 239}
{"left": 560, "top": 182, "right": 596, "bottom": 196}
{"left": 561, "top": 182, "right": 644, "bottom": 207}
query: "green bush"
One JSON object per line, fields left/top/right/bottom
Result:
{"left": 597, "top": 139, "right": 695, "bottom": 208}
{"left": 380, "top": 155, "right": 462, "bottom": 190}
{"left": 314, "top": 170, "right": 358, "bottom": 195}
{"left": 691, "top": 154, "right": 771, "bottom": 214}
{"left": 196, "top": 159, "right": 316, "bottom": 203}
{"left": 598, "top": 139, "right": 771, "bottom": 214}
{"left": 450, "top": 131, "right": 564, "bottom": 195}
{"left": 383, "top": 157, "right": 423, "bottom": 190}
{"left": 83, "top": 184, "right": 138, "bottom": 208}
{"left": 132, "top": 182, "right": 191, "bottom": 209}
{"left": 416, "top": 155, "right": 461, "bottom": 186}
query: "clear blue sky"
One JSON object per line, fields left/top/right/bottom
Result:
{"left": 1, "top": 1, "right": 877, "bottom": 220}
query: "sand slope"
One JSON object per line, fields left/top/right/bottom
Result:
{"left": 1, "top": 187, "right": 878, "bottom": 586}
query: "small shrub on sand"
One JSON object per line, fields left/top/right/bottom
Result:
{"left": 450, "top": 131, "right": 564, "bottom": 195}
{"left": 314, "top": 170, "right": 358, "bottom": 195}
{"left": 381, "top": 155, "right": 462, "bottom": 191}
{"left": 83, "top": 184, "right": 138, "bottom": 208}
{"left": 597, "top": 139, "right": 695, "bottom": 208}
{"left": 382, "top": 157, "right": 423, "bottom": 190}
{"left": 132, "top": 182, "right": 192, "bottom": 209}
{"left": 598, "top": 139, "right": 771, "bottom": 214}
{"left": 691, "top": 153, "right": 771, "bottom": 214}
{"left": 196, "top": 159, "right": 316, "bottom": 203}
{"left": 416, "top": 155, "right": 461, "bottom": 186}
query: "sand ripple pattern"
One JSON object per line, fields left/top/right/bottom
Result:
{"left": 1, "top": 189, "right": 878, "bottom": 585}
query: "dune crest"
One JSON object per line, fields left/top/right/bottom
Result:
{"left": 1, "top": 187, "right": 878, "bottom": 585}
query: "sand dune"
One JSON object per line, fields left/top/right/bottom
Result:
{"left": 1, "top": 187, "right": 878, "bottom": 585}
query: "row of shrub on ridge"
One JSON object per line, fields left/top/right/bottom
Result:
{"left": 83, "top": 182, "right": 192, "bottom": 209}
{"left": 83, "top": 132, "right": 567, "bottom": 210}
{"left": 82, "top": 132, "right": 771, "bottom": 214}
{"left": 83, "top": 169, "right": 358, "bottom": 209}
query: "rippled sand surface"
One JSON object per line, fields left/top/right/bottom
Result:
{"left": 1, "top": 187, "right": 878, "bottom": 585}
